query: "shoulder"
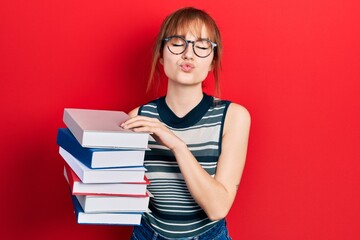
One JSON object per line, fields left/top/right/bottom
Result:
{"left": 212, "top": 96, "right": 250, "bottom": 120}
{"left": 128, "top": 107, "right": 140, "bottom": 117}
{"left": 227, "top": 103, "right": 250, "bottom": 120}
{"left": 127, "top": 98, "right": 159, "bottom": 117}
{"left": 224, "top": 102, "right": 251, "bottom": 132}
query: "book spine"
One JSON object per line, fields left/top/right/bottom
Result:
{"left": 63, "top": 109, "right": 85, "bottom": 146}
{"left": 57, "top": 128, "right": 93, "bottom": 168}
{"left": 71, "top": 193, "right": 142, "bottom": 225}
{"left": 63, "top": 166, "right": 73, "bottom": 191}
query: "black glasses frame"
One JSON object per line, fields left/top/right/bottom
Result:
{"left": 163, "top": 35, "right": 217, "bottom": 58}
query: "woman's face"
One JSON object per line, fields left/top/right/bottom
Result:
{"left": 160, "top": 25, "right": 214, "bottom": 88}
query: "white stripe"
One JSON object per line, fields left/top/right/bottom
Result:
{"left": 147, "top": 213, "right": 218, "bottom": 234}
{"left": 199, "top": 162, "right": 217, "bottom": 166}
{"left": 201, "top": 113, "right": 224, "bottom": 119}
{"left": 148, "top": 144, "right": 169, "bottom": 150}
{"left": 147, "top": 144, "right": 218, "bottom": 151}
{"left": 151, "top": 184, "right": 187, "bottom": 189}
{"left": 149, "top": 179, "right": 185, "bottom": 183}
{"left": 151, "top": 208, "right": 203, "bottom": 213}
{"left": 152, "top": 203, "right": 199, "bottom": 209}
{"left": 149, "top": 189, "right": 189, "bottom": 194}
{"left": 149, "top": 185, "right": 187, "bottom": 189}
{"left": 143, "top": 104, "right": 157, "bottom": 109}
{"left": 141, "top": 110, "right": 158, "bottom": 116}
{"left": 168, "top": 122, "right": 222, "bottom": 131}
{"left": 209, "top": 105, "right": 226, "bottom": 111}
{"left": 149, "top": 190, "right": 191, "bottom": 196}
{"left": 153, "top": 199, "right": 195, "bottom": 203}
{"left": 174, "top": 126, "right": 221, "bottom": 144}
{"left": 188, "top": 145, "right": 218, "bottom": 151}
{"left": 147, "top": 213, "right": 212, "bottom": 227}
{"left": 145, "top": 163, "right": 178, "bottom": 167}
{"left": 152, "top": 196, "right": 194, "bottom": 200}
{"left": 146, "top": 172, "right": 184, "bottom": 180}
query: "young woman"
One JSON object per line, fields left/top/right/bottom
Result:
{"left": 122, "top": 7, "right": 251, "bottom": 240}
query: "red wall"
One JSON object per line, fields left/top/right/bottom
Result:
{"left": 1, "top": 0, "right": 360, "bottom": 239}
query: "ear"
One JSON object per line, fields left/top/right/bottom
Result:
{"left": 159, "top": 57, "right": 164, "bottom": 65}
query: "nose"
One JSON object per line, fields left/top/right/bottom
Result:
{"left": 182, "top": 41, "right": 195, "bottom": 59}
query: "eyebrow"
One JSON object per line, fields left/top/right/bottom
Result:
{"left": 173, "top": 35, "right": 211, "bottom": 41}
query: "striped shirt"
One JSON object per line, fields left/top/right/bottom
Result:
{"left": 138, "top": 93, "right": 231, "bottom": 239}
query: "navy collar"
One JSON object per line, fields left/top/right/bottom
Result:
{"left": 156, "top": 93, "right": 213, "bottom": 128}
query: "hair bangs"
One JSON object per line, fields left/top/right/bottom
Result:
{"left": 165, "top": 16, "right": 216, "bottom": 42}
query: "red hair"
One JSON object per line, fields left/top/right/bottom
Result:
{"left": 147, "top": 7, "right": 223, "bottom": 95}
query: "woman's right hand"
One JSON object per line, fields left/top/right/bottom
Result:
{"left": 121, "top": 115, "right": 186, "bottom": 151}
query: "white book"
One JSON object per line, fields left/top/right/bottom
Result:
{"left": 59, "top": 147, "right": 146, "bottom": 183}
{"left": 64, "top": 165, "right": 149, "bottom": 196}
{"left": 57, "top": 128, "right": 147, "bottom": 169}
{"left": 72, "top": 195, "right": 143, "bottom": 225}
{"left": 76, "top": 192, "right": 151, "bottom": 213}
{"left": 63, "top": 108, "right": 149, "bottom": 149}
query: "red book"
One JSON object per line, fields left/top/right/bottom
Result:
{"left": 64, "top": 163, "right": 149, "bottom": 196}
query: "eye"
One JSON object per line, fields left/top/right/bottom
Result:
{"left": 196, "top": 46, "right": 210, "bottom": 50}
{"left": 195, "top": 40, "right": 211, "bottom": 50}
{"left": 169, "top": 37, "right": 186, "bottom": 47}
{"left": 172, "top": 43, "right": 185, "bottom": 47}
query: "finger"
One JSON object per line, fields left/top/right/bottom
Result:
{"left": 123, "top": 119, "right": 159, "bottom": 130}
{"left": 121, "top": 116, "right": 144, "bottom": 128}
{"left": 121, "top": 116, "right": 157, "bottom": 127}
{"left": 131, "top": 126, "right": 154, "bottom": 134}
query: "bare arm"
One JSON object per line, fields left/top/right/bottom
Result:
{"left": 170, "top": 103, "right": 250, "bottom": 220}
{"left": 127, "top": 107, "right": 140, "bottom": 117}
{"left": 122, "top": 103, "right": 251, "bottom": 220}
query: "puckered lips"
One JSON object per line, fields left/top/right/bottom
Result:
{"left": 179, "top": 62, "right": 195, "bottom": 73}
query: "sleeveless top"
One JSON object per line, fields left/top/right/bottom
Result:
{"left": 138, "top": 93, "right": 231, "bottom": 239}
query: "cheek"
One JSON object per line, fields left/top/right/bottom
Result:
{"left": 202, "top": 54, "right": 214, "bottom": 72}
{"left": 162, "top": 58, "right": 177, "bottom": 78}
{"left": 162, "top": 52, "right": 178, "bottom": 72}
{"left": 202, "top": 59, "right": 214, "bottom": 72}
{"left": 162, "top": 50, "right": 176, "bottom": 65}
{"left": 196, "top": 60, "right": 214, "bottom": 80}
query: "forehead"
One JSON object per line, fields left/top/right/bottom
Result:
{"left": 168, "top": 19, "right": 213, "bottom": 40}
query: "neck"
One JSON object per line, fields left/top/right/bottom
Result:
{"left": 165, "top": 84, "right": 204, "bottom": 118}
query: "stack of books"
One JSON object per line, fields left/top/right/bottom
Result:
{"left": 57, "top": 108, "right": 150, "bottom": 226}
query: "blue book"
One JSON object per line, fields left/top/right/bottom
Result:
{"left": 57, "top": 128, "right": 145, "bottom": 169}
{"left": 71, "top": 194, "right": 143, "bottom": 225}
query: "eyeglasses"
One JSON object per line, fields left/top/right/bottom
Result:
{"left": 163, "top": 35, "right": 217, "bottom": 58}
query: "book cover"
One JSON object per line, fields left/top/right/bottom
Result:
{"left": 76, "top": 192, "right": 150, "bottom": 213}
{"left": 64, "top": 164, "right": 149, "bottom": 196}
{"left": 71, "top": 194, "right": 143, "bottom": 225}
{"left": 59, "top": 147, "right": 146, "bottom": 183}
{"left": 63, "top": 108, "right": 149, "bottom": 149}
{"left": 57, "top": 128, "right": 146, "bottom": 169}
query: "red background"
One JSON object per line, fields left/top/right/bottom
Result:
{"left": 1, "top": 0, "right": 360, "bottom": 239}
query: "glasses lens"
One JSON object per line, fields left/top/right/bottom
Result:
{"left": 167, "top": 37, "right": 186, "bottom": 54}
{"left": 194, "top": 40, "right": 213, "bottom": 57}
